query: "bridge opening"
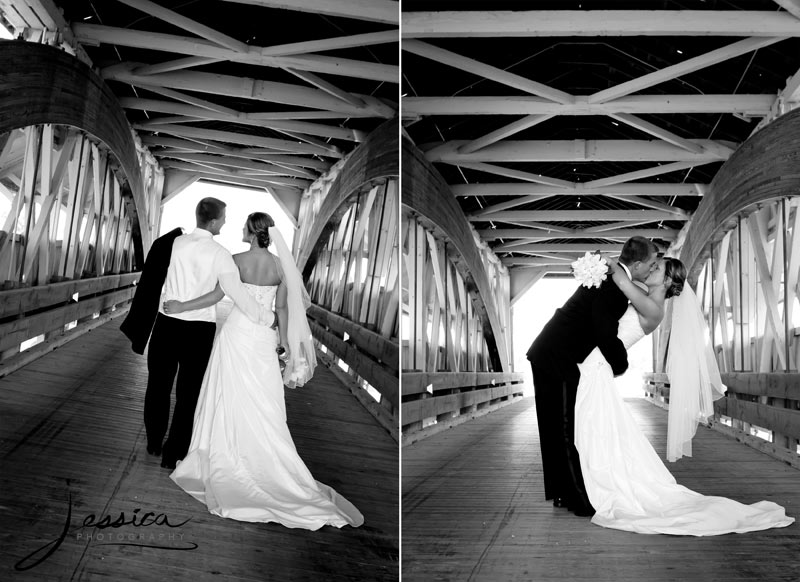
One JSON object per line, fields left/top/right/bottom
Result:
{"left": 159, "top": 181, "right": 295, "bottom": 253}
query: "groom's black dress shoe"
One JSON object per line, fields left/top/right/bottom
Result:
{"left": 569, "top": 502, "right": 595, "bottom": 517}
{"left": 160, "top": 455, "right": 177, "bottom": 469}
{"left": 147, "top": 444, "right": 162, "bottom": 456}
{"left": 552, "top": 497, "right": 568, "bottom": 508}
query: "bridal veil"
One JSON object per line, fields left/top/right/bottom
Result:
{"left": 269, "top": 226, "right": 317, "bottom": 389}
{"left": 665, "top": 284, "right": 727, "bottom": 462}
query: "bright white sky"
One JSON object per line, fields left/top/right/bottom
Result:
{"left": 158, "top": 182, "right": 296, "bottom": 255}
{"left": 511, "top": 277, "right": 653, "bottom": 398}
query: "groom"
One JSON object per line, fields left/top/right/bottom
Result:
{"left": 138, "top": 197, "right": 267, "bottom": 469}
{"left": 526, "top": 236, "right": 658, "bottom": 516}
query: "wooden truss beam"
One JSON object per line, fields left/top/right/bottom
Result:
{"left": 402, "top": 95, "right": 774, "bottom": 117}
{"left": 282, "top": 68, "right": 367, "bottom": 110}
{"left": 133, "top": 123, "right": 341, "bottom": 157}
{"left": 470, "top": 195, "right": 553, "bottom": 217}
{"left": 494, "top": 243, "right": 625, "bottom": 253}
{"left": 159, "top": 160, "right": 308, "bottom": 189}
{"left": 120, "top": 97, "right": 363, "bottom": 141}
{"left": 501, "top": 257, "right": 574, "bottom": 267}
{"left": 467, "top": 210, "right": 688, "bottom": 222}
{"left": 133, "top": 56, "right": 223, "bottom": 76}
{"left": 103, "top": 65, "right": 395, "bottom": 117}
{"left": 73, "top": 23, "right": 398, "bottom": 83}
{"left": 772, "top": 1, "right": 800, "bottom": 20}
{"left": 451, "top": 183, "right": 708, "bottom": 197}
{"left": 113, "top": 0, "right": 250, "bottom": 53}
{"left": 427, "top": 140, "right": 732, "bottom": 163}
{"left": 608, "top": 113, "right": 706, "bottom": 154}
{"left": 478, "top": 228, "right": 678, "bottom": 241}
{"left": 589, "top": 37, "right": 783, "bottom": 104}
{"left": 262, "top": 30, "right": 398, "bottom": 57}
{"left": 156, "top": 152, "right": 317, "bottom": 180}
{"left": 584, "top": 161, "right": 705, "bottom": 188}
{"left": 140, "top": 136, "right": 330, "bottom": 170}
{"left": 219, "top": 0, "right": 399, "bottom": 25}
{"left": 403, "top": 40, "right": 573, "bottom": 104}
{"left": 458, "top": 114, "right": 555, "bottom": 154}
{"left": 449, "top": 162, "right": 573, "bottom": 188}
{"left": 402, "top": 10, "right": 800, "bottom": 37}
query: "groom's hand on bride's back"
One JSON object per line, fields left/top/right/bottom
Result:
{"left": 257, "top": 306, "right": 274, "bottom": 326}
{"left": 258, "top": 307, "right": 278, "bottom": 328}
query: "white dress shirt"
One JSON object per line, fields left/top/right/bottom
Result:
{"left": 159, "top": 228, "right": 263, "bottom": 323}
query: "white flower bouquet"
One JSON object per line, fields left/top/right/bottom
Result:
{"left": 572, "top": 251, "right": 609, "bottom": 289}
{"left": 284, "top": 356, "right": 310, "bottom": 388}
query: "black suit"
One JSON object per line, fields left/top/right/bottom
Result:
{"left": 120, "top": 228, "right": 183, "bottom": 354}
{"left": 527, "top": 276, "right": 629, "bottom": 512}
{"left": 121, "top": 227, "right": 196, "bottom": 460}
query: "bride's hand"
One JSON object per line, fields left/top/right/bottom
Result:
{"left": 597, "top": 252, "right": 619, "bottom": 274}
{"left": 163, "top": 300, "right": 185, "bottom": 314}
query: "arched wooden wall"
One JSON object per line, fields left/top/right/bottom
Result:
{"left": 679, "top": 107, "right": 800, "bottom": 285}
{"left": 297, "top": 119, "right": 398, "bottom": 275}
{"left": 0, "top": 41, "right": 155, "bottom": 258}
{"left": 402, "top": 136, "right": 511, "bottom": 372}
{"left": 295, "top": 120, "right": 399, "bottom": 440}
{"left": 401, "top": 136, "right": 523, "bottom": 444}
{"left": 647, "top": 107, "right": 800, "bottom": 468}
{"left": 0, "top": 40, "right": 162, "bottom": 378}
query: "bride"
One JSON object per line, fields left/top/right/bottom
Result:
{"left": 162, "top": 212, "right": 363, "bottom": 530}
{"left": 575, "top": 255, "right": 794, "bottom": 535}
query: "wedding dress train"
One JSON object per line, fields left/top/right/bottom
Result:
{"left": 575, "top": 305, "right": 794, "bottom": 535}
{"left": 170, "top": 284, "right": 364, "bottom": 530}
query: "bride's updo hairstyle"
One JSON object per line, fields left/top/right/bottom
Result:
{"left": 246, "top": 212, "right": 275, "bottom": 248}
{"left": 664, "top": 258, "right": 687, "bottom": 298}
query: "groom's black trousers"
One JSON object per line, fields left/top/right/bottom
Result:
{"left": 144, "top": 314, "right": 216, "bottom": 460}
{"left": 530, "top": 363, "right": 592, "bottom": 509}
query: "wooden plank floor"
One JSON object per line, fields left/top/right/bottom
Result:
{"left": 403, "top": 396, "right": 800, "bottom": 582}
{"left": 0, "top": 305, "right": 398, "bottom": 582}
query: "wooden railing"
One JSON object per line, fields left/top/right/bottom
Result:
{"left": 643, "top": 372, "right": 800, "bottom": 468}
{"left": 307, "top": 304, "right": 398, "bottom": 439}
{"left": 0, "top": 273, "right": 139, "bottom": 377}
{"left": 402, "top": 371, "right": 525, "bottom": 445}
{"left": 296, "top": 121, "right": 399, "bottom": 440}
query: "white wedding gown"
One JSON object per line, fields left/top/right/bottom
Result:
{"left": 575, "top": 305, "right": 794, "bottom": 535}
{"left": 170, "top": 284, "right": 364, "bottom": 530}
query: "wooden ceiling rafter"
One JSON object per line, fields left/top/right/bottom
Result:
{"left": 402, "top": 6, "right": 800, "bottom": 275}
{"left": 74, "top": 23, "right": 398, "bottom": 83}
{"left": 2, "top": 0, "right": 398, "bottom": 209}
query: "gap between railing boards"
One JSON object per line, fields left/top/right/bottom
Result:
{"left": 305, "top": 303, "right": 398, "bottom": 442}
{"left": 0, "top": 273, "right": 140, "bottom": 378}
{"left": 401, "top": 371, "right": 526, "bottom": 445}
{"left": 643, "top": 371, "right": 800, "bottom": 469}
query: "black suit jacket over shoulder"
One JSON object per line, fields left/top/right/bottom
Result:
{"left": 527, "top": 277, "right": 629, "bottom": 379}
{"left": 120, "top": 227, "right": 183, "bottom": 354}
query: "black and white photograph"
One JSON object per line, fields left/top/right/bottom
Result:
{"left": 0, "top": 1, "right": 399, "bottom": 580}
{"left": 5, "top": 1, "right": 800, "bottom": 581}
{"left": 401, "top": 1, "right": 800, "bottom": 581}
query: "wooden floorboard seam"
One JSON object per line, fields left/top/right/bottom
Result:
{"left": 0, "top": 314, "right": 398, "bottom": 582}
